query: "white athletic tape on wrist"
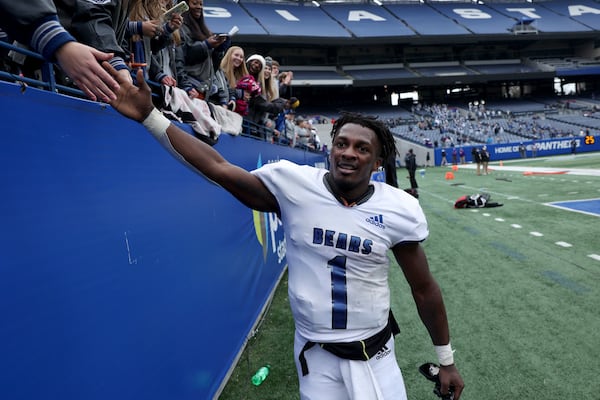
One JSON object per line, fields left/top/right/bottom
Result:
{"left": 434, "top": 344, "right": 455, "bottom": 366}
{"left": 142, "top": 108, "right": 172, "bottom": 139}
{"left": 141, "top": 108, "right": 218, "bottom": 185}
{"left": 142, "top": 108, "right": 189, "bottom": 167}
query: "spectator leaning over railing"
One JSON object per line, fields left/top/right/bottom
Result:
{"left": 179, "top": 0, "right": 229, "bottom": 102}
{"left": 127, "top": 0, "right": 183, "bottom": 81}
{"left": 239, "top": 54, "right": 286, "bottom": 140}
{"left": 0, "top": 0, "right": 121, "bottom": 102}
{"left": 56, "top": 0, "right": 134, "bottom": 84}
{"left": 263, "top": 56, "right": 277, "bottom": 102}
{"left": 278, "top": 69, "right": 294, "bottom": 99}
{"left": 234, "top": 73, "right": 261, "bottom": 118}
{"left": 269, "top": 57, "right": 280, "bottom": 99}
{"left": 148, "top": 0, "right": 187, "bottom": 90}
{"left": 282, "top": 109, "right": 298, "bottom": 147}
{"left": 220, "top": 45, "right": 248, "bottom": 94}
{"left": 294, "top": 115, "right": 314, "bottom": 150}
{"left": 273, "top": 96, "right": 300, "bottom": 143}
{"left": 262, "top": 56, "right": 284, "bottom": 138}
{"left": 219, "top": 45, "right": 249, "bottom": 112}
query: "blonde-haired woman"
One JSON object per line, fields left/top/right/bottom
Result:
{"left": 263, "top": 57, "right": 276, "bottom": 102}
{"left": 216, "top": 46, "right": 248, "bottom": 111}
{"left": 220, "top": 46, "right": 248, "bottom": 91}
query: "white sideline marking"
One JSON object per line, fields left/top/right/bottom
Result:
{"left": 588, "top": 254, "right": 600, "bottom": 261}
{"left": 555, "top": 241, "right": 573, "bottom": 248}
{"left": 482, "top": 213, "right": 491, "bottom": 217}
{"left": 495, "top": 218, "right": 505, "bottom": 222}
{"left": 484, "top": 165, "right": 600, "bottom": 177}
{"left": 511, "top": 224, "right": 522, "bottom": 228}
{"left": 530, "top": 232, "right": 544, "bottom": 237}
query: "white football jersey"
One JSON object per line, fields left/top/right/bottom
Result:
{"left": 252, "top": 160, "right": 428, "bottom": 343}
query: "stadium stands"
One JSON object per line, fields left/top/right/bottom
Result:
{"left": 2, "top": 0, "right": 598, "bottom": 151}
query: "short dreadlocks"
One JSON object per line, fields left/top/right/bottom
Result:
{"left": 330, "top": 111, "right": 397, "bottom": 161}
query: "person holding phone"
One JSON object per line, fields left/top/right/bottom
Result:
{"left": 179, "top": 0, "right": 229, "bottom": 101}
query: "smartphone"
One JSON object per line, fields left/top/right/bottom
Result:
{"left": 215, "top": 26, "right": 239, "bottom": 38}
{"left": 164, "top": 1, "right": 189, "bottom": 19}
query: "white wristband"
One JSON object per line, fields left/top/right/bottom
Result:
{"left": 142, "top": 108, "right": 171, "bottom": 139}
{"left": 140, "top": 107, "right": 219, "bottom": 187}
{"left": 434, "top": 343, "right": 455, "bottom": 366}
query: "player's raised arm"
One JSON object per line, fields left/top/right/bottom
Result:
{"left": 102, "top": 63, "right": 279, "bottom": 214}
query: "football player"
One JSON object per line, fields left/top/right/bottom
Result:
{"left": 104, "top": 63, "right": 465, "bottom": 400}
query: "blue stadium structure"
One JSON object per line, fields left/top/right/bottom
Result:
{"left": 203, "top": 0, "right": 600, "bottom": 106}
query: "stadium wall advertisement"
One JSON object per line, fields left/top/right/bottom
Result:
{"left": 0, "top": 81, "right": 326, "bottom": 400}
{"left": 434, "top": 135, "right": 600, "bottom": 165}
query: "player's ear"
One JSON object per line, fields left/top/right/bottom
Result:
{"left": 372, "top": 157, "right": 383, "bottom": 172}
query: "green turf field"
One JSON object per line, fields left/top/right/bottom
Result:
{"left": 219, "top": 152, "right": 600, "bottom": 400}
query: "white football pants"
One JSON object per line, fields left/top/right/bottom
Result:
{"left": 294, "top": 330, "right": 408, "bottom": 400}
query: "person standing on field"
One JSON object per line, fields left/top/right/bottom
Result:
{"left": 471, "top": 146, "right": 482, "bottom": 175}
{"left": 480, "top": 145, "right": 490, "bottom": 175}
{"left": 404, "top": 148, "right": 418, "bottom": 189}
{"left": 103, "top": 63, "right": 465, "bottom": 400}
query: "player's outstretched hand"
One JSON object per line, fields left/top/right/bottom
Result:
{"left": 102, "top": 62, "right": 154, "bottom": 123}
{"left": 55, "top": 42, "right": 119, "bottom": 102}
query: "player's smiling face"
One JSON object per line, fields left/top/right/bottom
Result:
{"left": 329, "top": 123, "right": 382, "bottom": 196}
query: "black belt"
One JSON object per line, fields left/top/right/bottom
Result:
{"left": 299, "top": 310, "right": 400, "bottom": 376}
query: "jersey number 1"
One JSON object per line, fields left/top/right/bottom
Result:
{"left": 328, "top": 255, "right": 348, "bottom": 329}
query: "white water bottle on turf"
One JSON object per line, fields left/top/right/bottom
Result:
{"left": 251, "top": 364, "right": 270, "bottom": 386}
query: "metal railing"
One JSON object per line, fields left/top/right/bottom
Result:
{"left": 0, "top": 39, "right": 324, "bottom": 152}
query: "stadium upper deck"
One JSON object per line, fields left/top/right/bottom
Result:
{"left": 205, "top": 0, "right": 600, "bottom": 43}
{"left": 204, "top": 0, "right": 600, "bottom": 98}
{"left": 204, "top": 0, "right": 600, "bottom": 38}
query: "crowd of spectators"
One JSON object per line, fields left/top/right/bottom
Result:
{"left": 389, "top": 99, "right": 595, "bottom": 149}
{"left": 0, "top": 0, "right": 324, "bottom": 152}
{"left": 2, "top": 1, "right": 595, "bottom": 154}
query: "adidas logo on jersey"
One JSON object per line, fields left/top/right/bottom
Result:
{"left": 366, "top": 214, "right": 385, "bottom": 229}
{"left": 375, "top": 344, "right": 392, "bottom": 360}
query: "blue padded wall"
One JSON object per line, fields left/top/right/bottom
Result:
{"left": 0, "top": 81, "right": 326, "bottom": 400}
